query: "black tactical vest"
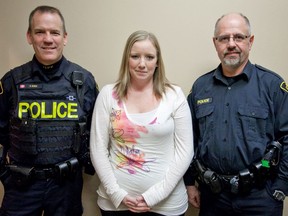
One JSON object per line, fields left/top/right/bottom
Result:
{"left": 8, "top": 61, "right": 87, "bottom": 166}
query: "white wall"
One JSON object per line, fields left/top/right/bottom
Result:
{"left": 0, "top": 1, "right": 288, "bottom": 215}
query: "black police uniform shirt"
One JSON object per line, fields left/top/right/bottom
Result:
{"left": 0, "top": 56, "right": 98, "bottom": 165}
{"left": 185, "top": 61, "right": 288, "bottom": 194}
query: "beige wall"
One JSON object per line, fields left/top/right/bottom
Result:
{"left": 0, "top": 0, "right": 288, "bottom": 215}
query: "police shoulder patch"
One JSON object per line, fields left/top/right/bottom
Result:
{"left": 280, "top": 82, "right": 288, "bottom": 93}
{"left": 0, "top": 81, "right": 3, "bottom": 95}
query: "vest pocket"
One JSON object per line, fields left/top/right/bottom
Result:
{"left": 10, "top": 118, "right": 38, "bottom": 155}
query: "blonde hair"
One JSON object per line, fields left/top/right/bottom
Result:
{"left": 114, "top": 30, "right": 173, "bottom": 100}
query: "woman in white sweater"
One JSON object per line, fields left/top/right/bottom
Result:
{"left": 90, "top": 30, "right": 194, "bottom": 216}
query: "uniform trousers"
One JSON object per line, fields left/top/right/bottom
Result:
{"left": 198, "top": 180, "right": 283, "bottom": 216}
{"left": 0, "top": 169, "right": 83, "bottom": 216}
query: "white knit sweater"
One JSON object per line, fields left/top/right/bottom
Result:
{"left": 90, "top": 84, "right": 194, "bottom": 215}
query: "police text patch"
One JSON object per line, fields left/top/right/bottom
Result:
{"left": 197, "top": 98, "right": 212, "bottom": 105}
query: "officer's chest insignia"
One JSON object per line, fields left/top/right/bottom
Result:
{"left": 197, "top": 97, "right": 212, "bottom": 106}
{"left": 66, "top": 95, "right": 77, "bottom": 101}
{"left": 0, "top": 81, "right": 3, "bottom": 95}
{"left": 19, "top": 84, "right": 42, "bottom": 90}
{"left": 280, "top": 82, "right": 288, "bottom": 93}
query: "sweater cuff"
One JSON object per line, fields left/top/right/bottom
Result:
{"left": 109, "top": 189, "right": 128, "bottom": 208}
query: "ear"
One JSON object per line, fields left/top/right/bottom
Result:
{"left": 63, "top": 32, "right": 68, "bottom": 46}
{"left": 26, "top": 31, "right": 32, "bottom": 45}
{"left": 212, "top": 37, "right": 217, "bottom": 48}
{"left": 248, "top": 35, "right": 254, "bottom": 50}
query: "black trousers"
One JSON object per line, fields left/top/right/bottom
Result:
{"left": 0, "top": 169, "right": 83, "bottom": 216}
{"left": 100, "top": 209, "right": 185, "bottom": 216}
{"left": 198, "top": 181, "right": 283, "bottom": 216}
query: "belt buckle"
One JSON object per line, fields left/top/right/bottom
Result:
{"left": 34, "top": 167, "right": 54, "bottom": 179}
{"left": 229, "top": 176, "right": 239, "bottom": 194}
{"left": 43, "top": 167, "right": 55, "bottom": 178}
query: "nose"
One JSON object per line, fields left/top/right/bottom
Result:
{"left": 43, "top": 33, "right": 53, "bottom": 42}
{"left": 227, "top": 37, "right": 237, "bottom": 46}
{"left": 138, "top": 57, "right": 146, "bottom": 67}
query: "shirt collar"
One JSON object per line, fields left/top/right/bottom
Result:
{"left": 213, "top": 61, "right": 253, "bottom": 83}
{"left": 31, "top": 56, "right": 67, "bottom": 81}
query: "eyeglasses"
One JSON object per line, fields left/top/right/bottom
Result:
{"left": 215, "top": 34, "right": 250, "bottom": 44}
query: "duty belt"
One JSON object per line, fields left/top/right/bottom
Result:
{"left": 192, "top": 141, "right": 282, "bottom": 194}
{"left": 193, "top": 159, "right": 273, "bottom": 195}
{"left": 6, "top": 157, "right": 79, "bottom": 187}
{"left": 218, "top": 174, "right": 239, "bottom": 193}
{"left": 33, "top": 167, "right": 57, "bottom": 179}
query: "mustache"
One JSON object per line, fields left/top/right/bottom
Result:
{"left": 224, "top": 48, "right": 240, "bottom": 56}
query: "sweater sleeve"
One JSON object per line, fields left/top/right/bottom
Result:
{"left": 141, "top": 87, "right": 194, "bottom": 206}
{"left": 90, "top": 85, "right": 128, "bottom": 208}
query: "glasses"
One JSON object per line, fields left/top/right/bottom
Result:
{"left": 215, "top": 34, "right": 250, "bottom": 44}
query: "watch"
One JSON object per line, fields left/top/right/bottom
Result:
{"left": 273, "top": 190, "right": 286, "bottom": 201}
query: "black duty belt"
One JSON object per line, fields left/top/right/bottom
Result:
{"left": 192, "top": 141, "right": 282, "bottom": 194}
{"left": 193, "top": 159, "right": 274, "bottom": 195}
{"left": 6, "top": 157, "right": 80, "bottom": 187}
{"left": 33, "top": 167, "right": 57, "bottom": 179}
{"left": 216, "top": 173, "right": 241, "bottom": 194}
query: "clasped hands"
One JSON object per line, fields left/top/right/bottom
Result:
{"left": 122, "top": 194, "right": 150, "bottom": 213}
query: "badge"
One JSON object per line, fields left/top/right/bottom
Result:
{"left": 197, "top": 97, "right": 212, "bottom": 106}
{"left": 280, "top": 82, "right": 288, "bottom": 93}
{"left": 19, "top": 84, "right": 42, "bottom": 90}
{"left": 0, "top": 81, "right": 3, "bottom": 95}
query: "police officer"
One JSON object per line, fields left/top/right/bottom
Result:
{"left": 184, "top": 13, "right": 288, "bottom": 215}
{"left": 0, "top": 5, "right": 98, "bottom": 216}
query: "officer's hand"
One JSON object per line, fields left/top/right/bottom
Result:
{"left": 187, "top": 185, "right": 200, "bottom": 208}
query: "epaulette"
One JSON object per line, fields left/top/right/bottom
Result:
{"left": 11, "top": 62, "right": 33, "bottom": 84}
{"left": 255, "top": 64, "right": 272, "bottom": 72}
{"left": 255, "top": 64, "right": 282, "bottom": 79}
